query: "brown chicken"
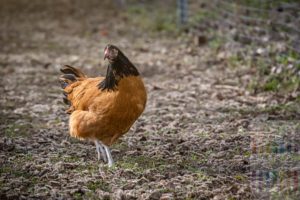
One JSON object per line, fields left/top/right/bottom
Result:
{"left": 59, "top": 44, "right": 147, "bottom": 167}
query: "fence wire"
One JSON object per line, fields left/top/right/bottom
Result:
{"left": 189, "top": 0, "right": 300, "bottom": 55}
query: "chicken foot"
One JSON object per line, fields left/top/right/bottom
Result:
{"left": 103, "top": 144, "right": 114, "bottom": 167}
{"left": 95, "top": 140, "right": 107, "bottom": 162}
{"left": 94, "top": 140, "right": 114, "bottom": 167}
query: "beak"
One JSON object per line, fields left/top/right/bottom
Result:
{"left": 104, "top": 48, "right": 108, "bottom": 60}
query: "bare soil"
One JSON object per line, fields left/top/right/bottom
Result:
{"left": 0, "top": 1, "right": 299, "bottom": 199}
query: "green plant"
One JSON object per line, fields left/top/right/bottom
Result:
{"left": 87, "top": 180, "right": 111, "bottom": 192}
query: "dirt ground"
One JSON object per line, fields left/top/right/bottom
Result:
{"left": 0, "top": 1, "right": 299, "bottom": 199}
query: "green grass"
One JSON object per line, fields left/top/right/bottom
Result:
{"left": 208, "top": 37, "right": 225, "bottom": 51}
{"left": 291, "top": 154, "right": 300, "bottom": 162}
{"left": 234, "top": 174, "right": 247, "bottom": 181}
{"left": 113, "top": 141, "right": 129, "bottom": 152}
{"left": 63, "top": 156, "right": 81, "bottom": 162}
{"left": 195, "top": 170, "right": 212, "bottom": 181}
{"left": 74, "top": 163, "right": 99, "bottom": 174}
{"left": 239, "top": 0, "right": 298, "bottom": 10}
{"left": 4, "top": 123, "right": 30, "bottom": 138}
{"left": 263, "top": 77, "right": 280, "bottom": 91}
{"left": 190, "top": 9, "right": 218, "bottom": 26}
{"left": 124, "top": 3, "right": 178, "bottom": 35}
{"left": 116, "top": 155, "right": 167, "bottom": 174}
{"left": 0, "top": 164, "right": 38, "bottom": 184}
{"left": 87, "top": 180, "right": 111, "bottom": 192}
{"left": 196, "top": 131, "right": 210, "bottom": 138}
{"left": 250, "top": 50, "right": 300, "bottom": 93}
{"left": 219, "top": 101, "right": 300, "bottom": 119}
{"left": 227, "top": 54, "right": 243, "bottom": 69}
{"left": 73, "top": 192, "right": 84, "bottom": 200}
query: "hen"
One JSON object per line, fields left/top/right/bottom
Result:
{"left": 59, "top": 44, "right": 147, "bottom": 167}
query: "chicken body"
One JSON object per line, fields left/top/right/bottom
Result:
{"left": 60, "top": 44, "right": 147, "bottom": 166}
{"left": 66, "top": 76, "right": 146, "bottom": 145}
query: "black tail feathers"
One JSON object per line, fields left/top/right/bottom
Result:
{"left": 60, "top": 65, "right": 86, "bottom": 78}
{"left": 59, "top": 74, "right": 76, "bottom": 105}
{"left": 59, "top": 65, "right": 86, "bottom": 106}
{"left": 59, "top": 74, "right": 77, "bottom": 89}
{"left": 60, "top": 65, "right": 81, "bottom": 105}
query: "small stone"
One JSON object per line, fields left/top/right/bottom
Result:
{"left": 160, "top": 193, "right": 173, "bottom": 200}
{"left": 148, "top": 190, "right": 162, "bottom": 200}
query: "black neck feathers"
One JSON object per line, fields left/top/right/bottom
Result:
{"left": 98, "top": 54, "right": 139, "bottom": 91}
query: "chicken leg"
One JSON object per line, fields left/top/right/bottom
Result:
{"left": 95, "top": 140, "right": 107, "bottom": 162}
{"left": 95, "top": 140, "right": 114, "bottom": 167}
{"left": 103, "top": 144, "right": 114, "bottom": 167}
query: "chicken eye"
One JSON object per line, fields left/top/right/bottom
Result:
{"left": 112, "top": 49, "right": 118, "bottom": 58}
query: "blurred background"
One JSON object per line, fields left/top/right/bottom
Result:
{"left": 1, "top": 0, "right": 300, "bottom": 93}
{"left": 0, "top": 0, "right": 299, "bottom": 199}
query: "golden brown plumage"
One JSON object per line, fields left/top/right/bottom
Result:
{"left": 59, "top": 44, "right": 147, "bottom": 166}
